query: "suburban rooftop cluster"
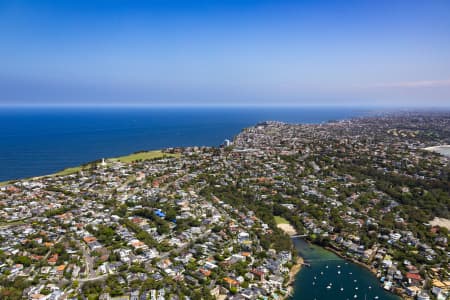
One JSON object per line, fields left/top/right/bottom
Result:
{"left": 0, "top": 152, "right": 296, "bottom": 300}
{"left": 0, "top": 112, "right": 449, "bottom": 300}
{"left": 232, "top": 112, "right": 450, "bottom": 299}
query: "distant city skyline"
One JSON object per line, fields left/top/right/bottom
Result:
{"left": 1, "top": 0, "right": 450, "bottom": 107}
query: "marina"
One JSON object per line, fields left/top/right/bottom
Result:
{"left": 290, "top": 238, "right": 400, "bottom": 300}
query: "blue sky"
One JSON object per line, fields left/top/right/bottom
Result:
{"left": 1, "top": 0, "right": 450, "bottom": 107}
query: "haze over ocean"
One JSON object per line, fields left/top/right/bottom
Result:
{"left": 0, "top": 107, "right": 368, "bottom": 181}
{"left": 1, "top": 1, "right": 450, "bottom": 107}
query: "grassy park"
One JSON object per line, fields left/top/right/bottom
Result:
{"left": 54, "top": 166, "right": 83, "bottom": 176}
{"left": 111, "top": 150, "right": 179, "bottom": 163}
{"left": 274, "top": 216, "right": 290, "bottom": 224}
{"left": 1, "top": 150, "right": 181, "bottom": 181}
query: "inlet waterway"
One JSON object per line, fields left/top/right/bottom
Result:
{"left": 290, "top": 238, "right": 400, "bottom": 300}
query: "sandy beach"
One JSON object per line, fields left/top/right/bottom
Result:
{"left": 430, "top": 217, "right": 450, "bottom": 230}
{"left": 424, "top": 145, "right": 450, "bottom": 157}
{"left": 276, "top": 220, "right": 303, "bottom": 299}
{"left": 277, "top": 223, "right": 297, "bottom": 236}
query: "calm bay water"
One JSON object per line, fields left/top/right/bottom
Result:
{"left": 291, "top": 238, "right": 400, "bottom": 300}
{"left": 0, "top": 107, "right": 369, "bottom": 181}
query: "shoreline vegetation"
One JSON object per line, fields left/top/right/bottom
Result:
{"left": 277, "top": 218, "right": 403, "bottom": 300}
{"left": 323, "top": 245, "right": 405, "bottom": 299}
{"left": 0, "top": 150, "right": 179, "bottom": 186}
{"left": 276, "top": 218, "right": 303, "bottom": 299}
{"left": 284, "top": 257, "right": 304, "bottom": 299}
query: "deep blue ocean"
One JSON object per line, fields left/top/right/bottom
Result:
{"left": 0, "top": 107, "right": 370, "bottom": 181}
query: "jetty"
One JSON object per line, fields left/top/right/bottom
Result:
{"left": 291, "top": 234, "right": 307, "bottom": 238}
{"left": 301, "top": 262, "right": 311, "bottom": 267}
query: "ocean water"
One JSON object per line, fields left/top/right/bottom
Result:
{"left": 291, "top": 238, "right": 400, "bottom": 300}
{"left": 0, "top": 106, "right": 368, "bottom": 181}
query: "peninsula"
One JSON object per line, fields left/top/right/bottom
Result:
{"left": 0, "top": 112, "right": 449, "bottom": 300}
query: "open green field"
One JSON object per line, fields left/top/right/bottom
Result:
{"left": 0, "top": 150, "right": 180, "bottom": 184}
{"left": 1, "top": 166, "right": 82, "bottom": 184}
{"left": 53, "top": 166, "right": 83, "bottom": 176}
{"left": 53, "top": 151, "right": 178, "bottom": 176}
{"left": 111, "top": 150, "right": 179, "bottom": 163}
{"left": 52, "top": 151, "right": 179, "bottom": 175}
{"left": 274, "top": 216, "right": 290, "bottom": 224}
{"left": 0, "top": 180, "right": 12, "bottom": 187}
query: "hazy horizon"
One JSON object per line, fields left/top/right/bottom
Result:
{"left": 0, "top": 103, "right": 450, "bottom": 111}
{"left": 1, "top": 0, "right": 450, "bottom": 107}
